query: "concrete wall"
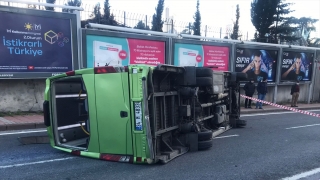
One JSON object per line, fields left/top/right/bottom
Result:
{"left": 239, "top": 84, "right": 310, "bottom": 105}
{"left": 0, "top": 79, "right": 315, "bottom": 113}
{"left": 311, "top": 60, "right": 320, "bottom": 103}
{"left": 239, "top": 86, "right": 275, "bottom": 105}
{"left": 0, "top": 79, "right": 45, "bottom": 112}
{"left": 276, "top": 84, "right": 309, "bottom": 104}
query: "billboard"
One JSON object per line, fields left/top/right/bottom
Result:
{"left": 235, "top": 47, "right": 278, "bottom": 82}
{"left": 85, "top": 34, "right": 166, "bottom": 68}
{"left": 280, "top": 51, "right": 314, "bottom": 81}
{"left": 173, "top": 43, "right": 229, "bottom": 71}
{"left": 0, "top": 6, "right": 78, "bottom": 78}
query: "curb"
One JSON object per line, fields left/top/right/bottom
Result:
{"left": 241, "top": 107, "right": 320, "bottom": 115}
{"left": 0, "top": 123, "right": 46, "bottom": 132}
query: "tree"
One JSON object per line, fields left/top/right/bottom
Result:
{"left": 264, "top": 1, "right": 319, "bottom": 45}
{"left": 270, "top": 0, "right": 299, "bottom": 43}
{"left": 151, "top": 0, "right": 164, "bottom": 32}
{"left": 193, "top": 0, "right": 201, "bottom": 36}
{"left": 251, "top": 0, "right": 279, "bottom": 42}
{"left": 181, "top": 23, "right": 193, "bottom": 34}
{"left": 134, "top": 20, "right": 150, "bottom": 30}
{"left": 62, "top": 0, "right": 82, "bottom": 13}
{"left": 294, "top": 17, "right": 318, "bottom": 44}
{"left": 308, "top": 38, "right": 320, "bottom": 47}
{"left": 45, "top": 0, "right": 56, "bottom": 11}
{"left": 230, "top": 4, "right": 240, "bottom": 40}
{"left": 100, "top": 0, "right": 118, "bottom": 26}
{"left": 90, "top": 3, "right": 102, "bottom": 24}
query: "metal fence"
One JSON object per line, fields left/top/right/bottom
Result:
{"left": 0, "top": 0, "right": 248, "bottom": 40}
{"left": 81, "top": 6, "right": 248, "bottom": 40}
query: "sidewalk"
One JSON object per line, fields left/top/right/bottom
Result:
{"left": 0, "top": 103, "right": 320, "bottom": 131}
{"left": 0, "top": 114, "right": 45, "bottom": 131}
{"left": 241, "top": 103, "right": 320, "bottom": 114}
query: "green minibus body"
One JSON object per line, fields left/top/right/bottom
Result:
{"left": 43, "top": 65, "right": 246, "bottom": 164}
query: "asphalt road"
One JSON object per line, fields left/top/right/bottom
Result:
{"left": 2, "top": 110, "right": 320, "bottom": 180}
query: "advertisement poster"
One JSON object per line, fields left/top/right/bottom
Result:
{"left": 235, "top": 48, "right": 278, "bottom": 82}
{"left": 86, "top": 35, "right": 165, "bottom": 67}
{"left": 281, "top": 51, "right": 313, "bottom": 81}
{"left": 173, "top": 43, "right": 229, "bottom": 71}
{"left": 0, "top": 11, "right": 73, "bottom": 74}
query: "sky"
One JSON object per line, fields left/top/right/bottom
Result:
{"left": 2, "top": 0, "right": 320, "bottom": 39}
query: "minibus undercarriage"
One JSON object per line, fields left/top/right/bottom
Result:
{"left": 146, "top": 65, "right": 244, "bottom": 163}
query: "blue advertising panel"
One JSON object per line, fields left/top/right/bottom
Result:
{"left": 235, "top": 47, "right": 279, "bottom": 82}
{"left": 280, "top": 50, "right": 314, "bottom": 82}
{"left": 0, "top": 6, "right": 78, "bottom": 79}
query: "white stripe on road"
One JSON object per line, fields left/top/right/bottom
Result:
{"left": 0, "top": 124, "right": 86, "bottom": 136}
{"left": 0, "top": 157, "right": 74, "bottom": 169}
{"left": 285, "top": 123, "right": 320, "bottom": 130}
{"left": 0, "top": 129, "right": 47, "bottom": 136}
{"left": 282, "top": 167, "right": 320, "bottom": 180}
{"left": 214, "top": 134, "right": 239, "bottom": 139}
{"left": 241, "top": 109, "right": 320, "bottom": 117}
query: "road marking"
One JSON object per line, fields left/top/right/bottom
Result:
{"left": 0, "top": 157, "right": 74, "bottom": 169}
{"left": 0, "top": 129, "right": 47, "bottom": 136}
{"left": 281, "top": 167, "right": 320, "bottom": 180}
{"left": 0, "top": 124, "right": 86, "bottom": 136}
{"left": 285, "top": 123, "right": 320, "bottom": 130}
{"left": 214, "top": 134, "right": 239, "bottom": 139}
{"left": 241, "top": 109, "right": 320, "bottom": 117}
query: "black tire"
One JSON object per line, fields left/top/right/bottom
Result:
{"left": 236, "top": 119, "right": 247, "bottom": 127}
{"left": 180, "top": 123, "right": 194, "bottom": 133}
{"left": 198, "top": 139, "right": 213, "bottom": 150}
{"left": 198, "top": 130, "right": 212, "bottom": 141}
{"left": 196, "top": 67, "right": 213, "bottom": 77}
{"left": 196, "top": 77, "right": 213, "bottom": 86}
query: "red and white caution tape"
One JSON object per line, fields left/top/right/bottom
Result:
{"left": 240, "top": 94, "right": 320, "bottom": 118}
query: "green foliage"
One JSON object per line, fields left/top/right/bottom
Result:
{"left": 193, "top": 0, "right": 201, "bottom": 36}
{"left": 270, "top": 0, "right": 298, "bottom": 43}
{"left": 294, "top": 17, "right": 319, "bottom": 44}
{"left": 90, "top": 3, "right": 102, "bottom": 24}
{"left": 134, "top": 20, "right": 150, "bottom": 30}
{"left": 308, "top": 38, "right": 320, "bottom": 47}
{"left": 251, "top": 0, "right": 279, "bottom": 42}
{"left": 270, "top": 1, "right": 319, "bottom": 44}
{"left": 62, "top": 0, "right": 82, "bottom": 13}
{"left": 45, "top": 0, "right": 56, "bottom": 11}
{"left": 100, "top": 0, "right": 118, "bottom": 26}
{"left": 87, "top": 0, "right": 118, "bottom": 26}
{"left": 230, "top": 4, "right": 240, "bottom": 40}
{"left": 181, "top": 23, "right": 193, "bottom": 34}
{"left": 151, "top": 0, "right": 165, "bottom": 32}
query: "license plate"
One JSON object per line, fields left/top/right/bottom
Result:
{"left": 134, "top": 102, "right": 143, "bottom": 131}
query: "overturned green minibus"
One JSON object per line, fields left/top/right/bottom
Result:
{"left": 43, "top": 64, "right": 247, "bottom": 164}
